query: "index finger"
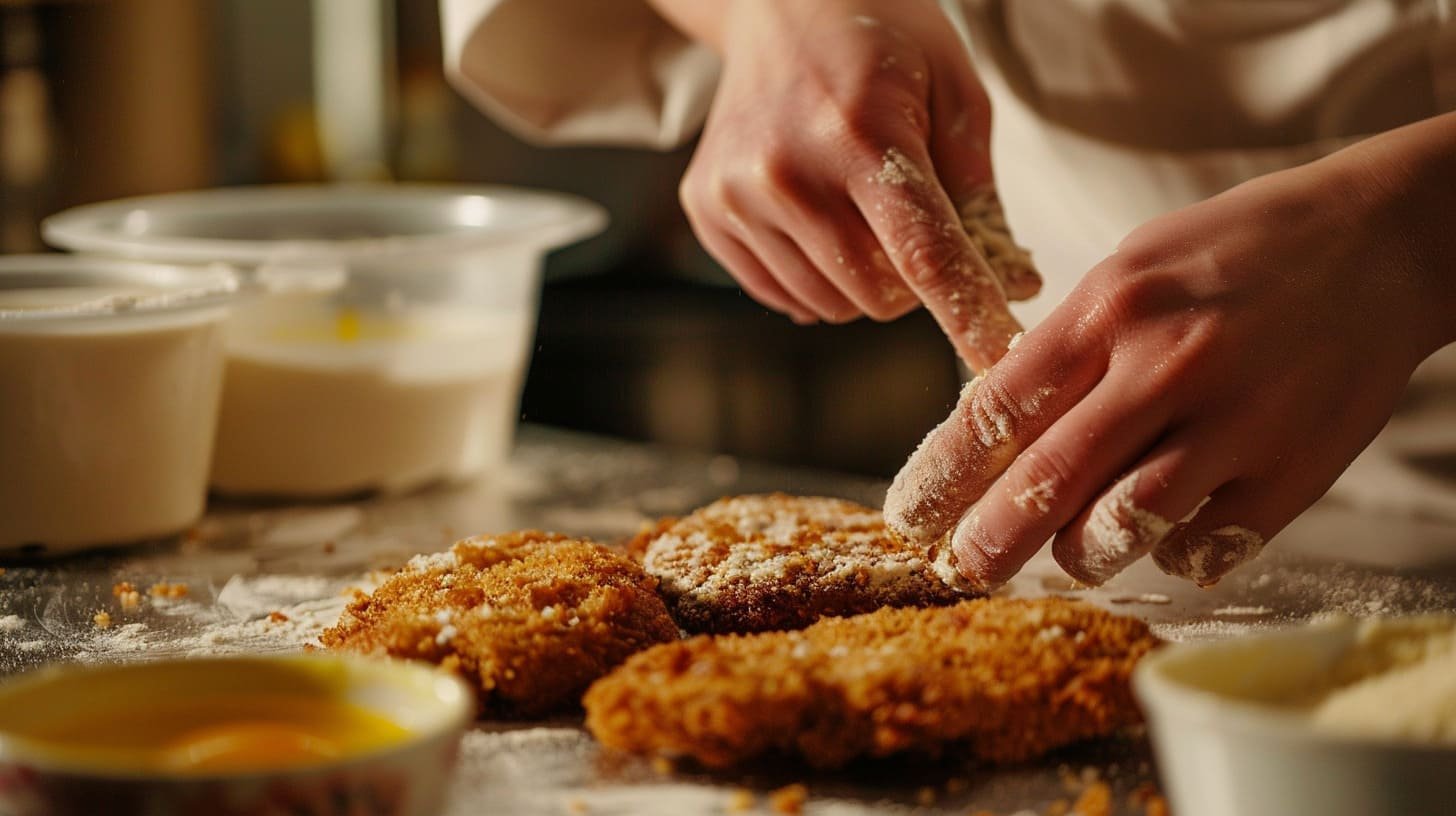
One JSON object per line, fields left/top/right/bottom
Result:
{"left": 847, "top": 144, "right": 1023, "bottom": 373}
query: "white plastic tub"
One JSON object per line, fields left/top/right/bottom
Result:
{"left": 45, "top": 184, "right": 606, "bottom": 498}
{"left": 0, "top": 256, "right": 234, "bottom": 552}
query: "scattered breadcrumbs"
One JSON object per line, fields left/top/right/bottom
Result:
{"left": 767, "top": 783, "right": 808, "bottom": 814}
{"left": 148, "top": 582, "right": 189, "bottom": 599}
{"left": 112, "top": 581, "right": 142, "bottom": 611}
{"left": 915, "top": 785, "right": 937, "bottom": 806}
{"left": 92, "top": 611, "right": 112, "bottom": 629}
{"left": 1128, "top": 782, "right": 1170, "bottom": 816}
{"left": 650, "top": 757, "right": 674, "bottom": 776}
{"left": 1071, "top": 781, "right": 1111, "bottom": 816}
{"left": 268, "top": 611, "right": 290, "bottom": 623}
{"left": 562, "top": 797, "right": 589, "bottom": 815}
{"left": 323, "top": 541, "right": 336, "bottom": 554}
{"left": 726, "top": 788, "right": 756, "bottom": 813}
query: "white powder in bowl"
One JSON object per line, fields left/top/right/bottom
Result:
{"left": 1308, "top": 616, "right": 1456, "bottom": 743}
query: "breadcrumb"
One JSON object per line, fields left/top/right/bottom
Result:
{"left": 635, "top": 494, "right": 969, "bottom": 634}
{"left": 585, "top": 598, "right": 1157, "bottom": 768}
{"left": 726, "top": 788, "right": 757, "bottom": 812}
{"left": 92, "top": 611, "right": 112, "bottom": 629}
{"left": 768, "top": 783, "right": 808, "bottom": 814}
{"left": 915, "top": 785, "right": 937, "bottom": 806}
{"left": 1072, "top": 781, "right": 1111, "bottom": 816}
{"left": 563, "top": 797, "right": 589, "bottom": 815}
{"left": 268, "top": 611, "right": 290, "bottom": 623}
{"left": 148, "top": 582, "right": 189, "bottom": 599}
{"left": 321, "top": 531, "right": 679, "bottom": 718}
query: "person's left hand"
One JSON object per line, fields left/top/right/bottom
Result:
{"left": 884, "top": 130, "right": 1456, "bottom": 589}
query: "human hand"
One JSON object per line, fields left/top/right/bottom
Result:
{"left": 677, "top": 0, "right": 1037, "bottom": 371}
{"left": 884, "top": 142, "right": 1456, "bottom": 589}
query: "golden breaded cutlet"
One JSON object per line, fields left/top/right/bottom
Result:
{"left": 320, "top": 531, "right": 679, "bottom": 718}
{"left": 583, "top": 597, "right": 1158, "bottom": 768}
{"left": 633, "top": 494, "right": 972, "bottom": 634}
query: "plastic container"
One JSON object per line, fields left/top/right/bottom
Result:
{"left": 1134, "top": 616, "right": 1456, "bottom": 816}
{"left": 0, "top": 655, "right": 472, "bottom": 816}
{"left": 0, "top": 256, "right": 234, "bottom": 553}
{"left": 45, "top": 184, "right": 606, "bottom": 498}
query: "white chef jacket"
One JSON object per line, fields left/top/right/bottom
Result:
{"left": 441, "top": 0, "right": 1456, "bottom": 525}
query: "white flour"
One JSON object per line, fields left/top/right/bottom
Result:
{"left": 72, "top": 573, "right": 364, "bottom": 662}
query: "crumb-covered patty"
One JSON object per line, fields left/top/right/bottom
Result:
{"left": 633, "top": 493, "right": 973, "bottom": 634}
{"left": 584, "top": 597, "right": 1158, "bottom": 767}
{"left": 320, "top": 531, "right": 679, "bottom": 718}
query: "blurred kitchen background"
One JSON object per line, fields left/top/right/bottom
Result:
{"left": 0, "top": 0, "right": 960, "bottom": 477}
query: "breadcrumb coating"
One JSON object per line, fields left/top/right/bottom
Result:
{"left": 583, "top": 597, "right": 1157, "bottom": 767}
{"left": 320, "top": 531, "right": 679, "bottom": 718}
{"left": 634, "top": 494, "right": 973, "bottom": 634}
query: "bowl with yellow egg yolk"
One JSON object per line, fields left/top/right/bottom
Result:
{"left": 0, "top": 654, "right": 471, "bottom": 815}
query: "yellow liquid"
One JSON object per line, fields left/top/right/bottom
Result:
{"left": 23, "top": 695, "right": 409, "bottom": 775}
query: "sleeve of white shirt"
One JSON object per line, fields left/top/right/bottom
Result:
{"left": 440, "top": 0, "right": 721, "bottom": 150}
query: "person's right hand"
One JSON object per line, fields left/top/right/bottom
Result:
{"left": 677, "top": 0, "right": 1038, "bottom": 372}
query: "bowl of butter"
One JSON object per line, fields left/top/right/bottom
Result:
{"left": 45, "top": 184, "right": 607, "bottom": 498}
{"left": 1135, "top": 614, "right": 1456, "bottom": 816}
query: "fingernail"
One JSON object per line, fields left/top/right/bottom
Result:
{"left": 926, "top": 534, "right": 984, "bottom": 595}
{"left": 1056, "top": 474, "right": 1173, "bottom": 587}
{"left": 949, "top": 510, "right": 1004, "bottom": 592}
{"left": 1152, "top": 525, "right": 1265, "bottom": 587}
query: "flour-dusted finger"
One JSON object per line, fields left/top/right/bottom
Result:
{"left": 1050, "top": 428, "right": 1242, "bottom": 587}
{"left": 848, "top": 144, "right": 1022, "bottom": 372}
{"left": 948, "top": 372, "right": 1175, "bottom": 589}
{"left": 884, "top": 329, "right": 1104, "bottom": 548}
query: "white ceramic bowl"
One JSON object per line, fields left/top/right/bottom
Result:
{"left": 1134, "top": 617, "right": 1456, "bottom": 816}
{"left": 44, "top": 184, "right": 607, "bottom": 498}
{"left": 0, "top": 655, "right": 473, "bottom": 816}
{"left": 0, "top": 256, "right": 236, "bottom": 554}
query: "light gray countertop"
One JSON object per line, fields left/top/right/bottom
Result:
{"left": 3, "top": 425, "right": 1456, "bottom": 814}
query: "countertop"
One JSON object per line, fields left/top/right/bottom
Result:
{"left": 4, "top": 425, "right": 1456, "bottom": 815}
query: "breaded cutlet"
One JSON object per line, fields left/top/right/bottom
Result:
{"left": 633, "top": 493, "right": 973, "bottom": 634}
{"left": 583, "top": 597, "right": 1158, "bottom": 768}
{"left": 320, "top": 531, "right": 679, "bottom": 718}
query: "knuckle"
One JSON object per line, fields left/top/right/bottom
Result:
{"left": 1074, "top": 261, "right": 1157, "bottom": 343}
{"left": 960, "top": 375, "right": 1024, "bottom": 449}
{"left": 895, "top": 231, "right": 968, "bottom": 292}
{"left": 1005, "top": 447, "right": 1077, "bottom": 515}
